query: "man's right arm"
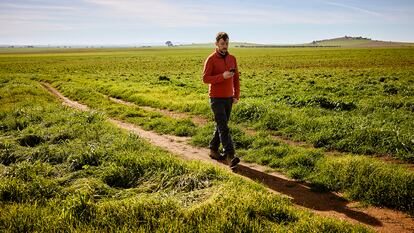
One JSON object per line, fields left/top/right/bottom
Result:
{"left": 202, "top": 57, "right": 225, "bottom": 84}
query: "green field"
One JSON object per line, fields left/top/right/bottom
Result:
{"left": 0, "top": 77, "right": 372, "bottom": 232}
{"left": 0, "top": 46, "right": 413, "bottom": 230}
{"left": 2, "top": 47, "right": 413, "bottom": 160}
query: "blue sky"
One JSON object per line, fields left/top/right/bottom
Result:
{"left": 1, "top": 0, "right": 413, "bottom": 45}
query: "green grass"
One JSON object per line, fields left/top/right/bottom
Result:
{"left": 51, "top": 80, "right": 197, "bottom": 137}
{"left": 312, "top": 156, "right": 414, "bottom": 211}
{"left": 0, "top": 47, "right": 413, "bottom": 214}
{"left": 191, "top": 123, "right": 414, "bottom": 214}
{"left": 2, "top": 47, "right": 411, "bottom": 161}
{"left": 0, "top": 78, "right": 371, "bottom": 232}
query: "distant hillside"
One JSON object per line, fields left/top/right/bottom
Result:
{"left": 214, "top": 36, "right": 414, "bottom": 48}
{"left": 307, "top": 36, "right": 414, "bottom": 48}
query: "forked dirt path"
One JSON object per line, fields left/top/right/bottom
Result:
{"left": 41, "top": 83, "right": 414, "bottom": 233}
{"left": 106, "top": 94, "right": 414, "bottom": 170}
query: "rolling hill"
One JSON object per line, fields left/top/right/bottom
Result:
{"left": 180, "top": 36, "right": 413, "bottom": 48}
{"left": 307, "top": 36, "right": 414, "bottom": 48}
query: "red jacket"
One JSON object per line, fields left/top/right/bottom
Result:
{"left": 202, "top": 49, "right": 240, "bottom": 100}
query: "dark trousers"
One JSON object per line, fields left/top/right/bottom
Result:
{"left": 209, "top": 97, "right": 234, "bottom": 155}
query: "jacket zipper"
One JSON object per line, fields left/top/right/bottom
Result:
{"left": 223, "top": 56, "right": 228, "bottom": 71}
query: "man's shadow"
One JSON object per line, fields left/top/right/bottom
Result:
{"left": 229, "top": 163, "right": 382, "bottom": 227}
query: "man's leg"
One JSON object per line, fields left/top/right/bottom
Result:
{"left": 209, "top": 127, "right": 220, "bottom": 152}
{"left": 210, "top": 98, "right": 237, "bottom": 166}
{"left": 222, "top": 98, "right": 234, "bottom": 155}
{"left": 209, "top": 98, "right": 224, "bottom": 160}
{"left": 209, "top": 98, "right": 221, "bottom": 152}
{"left": 223, "top": 98, "right": 239, "bottom": 168}
{"left": 209, "top": 127, "right": 223, "bottom": 160}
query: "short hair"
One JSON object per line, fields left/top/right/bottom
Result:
{"left": 216, "top": 32, "right": 229, "bottom": 43}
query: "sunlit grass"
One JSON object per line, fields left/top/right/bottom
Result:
{"left": 0, "top": 77, "right": 371, "bottom": 232}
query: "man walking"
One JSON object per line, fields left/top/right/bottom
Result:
{"left": 202, "top": 32, "right": 240, "bottom": 169}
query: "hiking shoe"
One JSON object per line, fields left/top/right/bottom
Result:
{"left": 229, "top": 157, "right": 240, "bottom": 169}
{"left": 225, "top": 152, "right": 240, "bottom": 168}
{"left": 209, "top": 149, "right": 225, "bottom": 160}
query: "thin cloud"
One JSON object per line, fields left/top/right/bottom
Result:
{"left": 84, "top": 0, "right": 211, "bottom": 27}
{"left": 0, "top": 0, "right": 386, "bottom": 31}
{"left": 83, "top": 0, "right": 367, "bottom": 26}
{"left": 0, "top": 20, "right": 76, "bottom": 36}
{"left": 1, "top": 0, "right": 412, "bottom": 44}
{"left": 0, "top": 2, "right": 76, "bottom": 11}
{"left": 323, "top": 1, "right": 382, "bottom": 16}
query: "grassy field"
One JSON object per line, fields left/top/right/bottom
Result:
{"left": 0, "top": 47, "right": 413, "bottom": 216}
{"left": 2, "top": 47, "right": 412, "bottom": 159}
{"left": 0, "top": 77, "right": 372, "bottom": 232}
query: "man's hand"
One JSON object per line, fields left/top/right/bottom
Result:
{"left": 233, "top": 98, "right": 239, "bottom": 104}
{"left": 223, "top": 71, "right": 234, "bottom": 79}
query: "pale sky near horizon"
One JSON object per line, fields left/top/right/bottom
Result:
{"left": 1, "top": 0, "right": 413, "bottom": 45}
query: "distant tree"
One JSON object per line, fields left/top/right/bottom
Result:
{"left": 165, "top": 41, "right": 173, "bottom": 47}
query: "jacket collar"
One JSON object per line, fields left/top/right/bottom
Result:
{"left": 215, "top": 48, "right": 229, "bottom": 58}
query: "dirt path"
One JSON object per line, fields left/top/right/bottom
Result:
{"left": 41, "top": 83, "right": 414, "bottom": 233}
{"left": 105, "top": 92, "right": 414, "bottom": 171}
{"left": 107, "top": 96, "right": 209, "bottom": 126}
{"left": 106, "top": 95, "right": 311, "bottom": 147}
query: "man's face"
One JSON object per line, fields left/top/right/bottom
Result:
{"left": 215, "top": 38, "right": 229, "bottom": 53}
